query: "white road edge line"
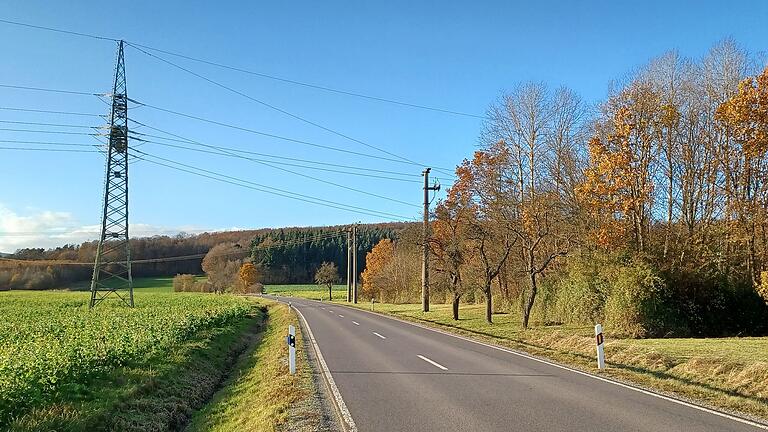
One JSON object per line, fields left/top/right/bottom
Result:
{"left": 352, "top": 321, "right": 360, "bottom": 326}
{"left": 417, "top": 354, "right": 448, "bottom": 370}
{"left": 286, "top": 301, "right": 358, "bottom": 431}
{"left": 372, "top": 331, "right": 387, "bottom": 339}
{"left": 317, "top": 299, "right": 768, "bottom": 431}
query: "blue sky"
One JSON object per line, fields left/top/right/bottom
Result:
{"left": 1, "top": 0, "right": 767, "bottom": 252}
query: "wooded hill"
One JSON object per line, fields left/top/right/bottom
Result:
{"left": 0, "top": 222, "right": 410, "bottom": 290}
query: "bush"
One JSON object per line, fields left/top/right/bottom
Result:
{"left": 173, "top": 274, "right": 198, "bottom": 292}
{"left": 549, "top": 256, "right": 610, "bottom": 325}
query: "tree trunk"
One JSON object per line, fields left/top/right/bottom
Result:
{"left": 522, "top": 272, "right": 538, "bottom": 329}
{"left": 452, "top": 294, "right": 460, "bottom": 320}
{"left": 485, "top": 284, "right": 493, "bottom": 323}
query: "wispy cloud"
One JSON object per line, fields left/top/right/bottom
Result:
{"left": 0, "top": 204, "right": 216, "bottom": 253}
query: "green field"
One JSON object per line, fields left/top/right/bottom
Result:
{"left": 61, "top": 276, "right": 181, "bottom": 293}
{"left": 265, "top": 283, "right": 347, "bottom": 301}
{"left": 275, "top": 284, "right": 768, "bottom": 421}
{"left": 0, "top": 280, "right": 257, "bottom": 430}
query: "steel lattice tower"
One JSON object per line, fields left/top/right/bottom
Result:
{"left": 90, "top": 40, "right": 133, "bottom": 308}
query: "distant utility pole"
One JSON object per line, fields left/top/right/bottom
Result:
{"left": 90, "top": 40, "right": 133, "bottom": 309}
{"left": 352, "top": 223, "right": 358, "bottom": 304}
{"left": 346, "top": 226, "right": 352, "bottom": 302}
{"left": 422, "top": 168, "right": 440, "bottom": 313}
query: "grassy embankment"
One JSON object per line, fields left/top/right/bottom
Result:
{"left": 187, "top": 298, "right": 320, "bottom": 432}
{"left": 2, "top": 278, "right": 318, "bottom": 431}
{"left": 268, "top": 285, "right": 768, "bottom": 422}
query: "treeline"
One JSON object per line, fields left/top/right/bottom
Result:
{"left": 362, "top": 39, "right": 768, "bottom": 338}
{"left": 250, "top": 224, "right": 404, "bottom": 284}
{"left": 0, "top": 231, "right": 260, "bottom": 290}
{"left": 0, "top": 223, "right": 407, "bottom": 290}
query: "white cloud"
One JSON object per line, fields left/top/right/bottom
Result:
{"left": 0, "top": 204, "right": 216, "bottom": 253}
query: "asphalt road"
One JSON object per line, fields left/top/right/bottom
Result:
{"left": 273, "top": 296, "right": 766, "bottom": 432}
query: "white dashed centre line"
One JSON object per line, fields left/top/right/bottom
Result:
{"left": 417, "top": 355, "right": 448, "bottom": 370}
{"left": 352, "top": 321, "right": 360, "bottom": 326}
{"left": 338, "top": 314, "right": 345, "bottom": 318}
{"left": 372, "top": 331, "right": 387, "bottom": 339}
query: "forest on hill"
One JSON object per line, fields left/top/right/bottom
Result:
{"left": 0, "top": 222, "right": 410, "bottom": 290}
{"left": 249, "top": 224, "right": 402, "bottom": 284}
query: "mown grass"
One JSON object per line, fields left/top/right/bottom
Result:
{"left": 279, "top": 285, "right": 768, "bottom": 422}
{"left": 187, "top": 299, "right": 317, "bottom": 432}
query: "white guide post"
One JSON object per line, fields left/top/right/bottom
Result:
{"left": 595, "top": 323, "right": 605, "bottom": 370}
{"left": 288, "top": 324, "right": 296, "bottom": 375}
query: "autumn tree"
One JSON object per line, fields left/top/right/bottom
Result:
{"left": 360, "top": 238, "right": 419, "bottom": 303}
{"left": 482, "top": 82, "right": 582, "bottom": 327}
{"left": 201, "top": 243, "right": 247, "bottom": 294}
{"left": 431, "top": 188, "right": 473, "bottom": 320}
{"left": 716, "top": 66, "right": 768, "bottom": 285}
{"left": 315, "top": 261, "right": 340, "bottom": 301}
{"left": 237, "top": 262, "right": 261, "bottom": 294}
{"left": 453, "top": 142, "right": 515, "bottom": 323}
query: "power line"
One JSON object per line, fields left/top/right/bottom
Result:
{"left": 0, "top": 146, "right": 99, "bottom": 153}
{"left": 131, "top": 124, "right": 420, "bottom": 207}
{"left": 0, "top": 18, "right": 118, "bottom": 42}
{"left": 0, "top": 84, "right": 455, "bottom": 173}
{"left": 133, "top": 149, "right": 412, "bottom": 220}
{"left": 128, "top": 43, "right": 423, "bottom": 165}
{"left": 0, "top": 83, "right": 96, "bottom": 96}
{"left": 136, "top": 101, "right": 452, "bottom": 169}
{"left": 127, "top": 42, "right": 487, "bottom": 120}
{"left": 131, "top": 119, "right": 420, "bottom": 178}
{"left": 0, "top": 106, "right": 103, "bottom": 117}
{"left": 142, "top": 138, "right": 420, "bottom": 183}
{"left": 0, "top": 127, "right": 97, "bottom": 136}
{"left": 0, "top": 119, "right": 96, "bottom": 129}
{"left": 0, "top": 18, "right": 486, "bottom": 120}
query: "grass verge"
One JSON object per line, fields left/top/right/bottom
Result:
{"left": 187, "top": 299, "right": 320, "bottom": 432}
{"left": 281, "top": 286, "right": 768, "bottom": 423}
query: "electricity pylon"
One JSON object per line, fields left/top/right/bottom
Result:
{"left": 90, "top": 40, "right": 133, "bottom": 308}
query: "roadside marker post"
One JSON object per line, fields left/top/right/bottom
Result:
{"left": 595, "top": 324, "right": 605, "bottom": 370}
{"left": 371, "top": 298, "right": 376, "bottom": 311}
{"left": 287, "top": 324, "right": 296, "bottom": 375}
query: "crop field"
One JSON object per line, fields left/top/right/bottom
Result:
{"left": 0, "top": 288, "right": 253, "bottom": 427}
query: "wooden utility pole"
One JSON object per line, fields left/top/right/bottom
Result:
{"left": 347, "top": 227, "right": 352, "bottom": 302}
{"left": 422, "top": 168, "right": 440, "bottom": 312}
{"left": 352, "top": 223, "right": 358, "bottom": 304}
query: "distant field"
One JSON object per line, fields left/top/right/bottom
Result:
{"left": 265, "top": 284, "right": 347, "bottom": 301}
{"left": 270, "top": 284, "right": 768, "bottom": 421}
{"left": 61, "top": 276, "right": 186, "bottom": 293}
{"left": 0, "top": 278, "right": 257, "bottom": 430}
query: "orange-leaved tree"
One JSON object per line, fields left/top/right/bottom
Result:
{"left": 360, "top": 238, "right": 395, "bottom": 302}
{"left": 431, "top": 180, "right": 475, "bottom": 320}
{"left": 238, "top": 262, "right": 261, "bottom": 293}
{"left": 716, "top": 66, "right": 768, "bottom": 286}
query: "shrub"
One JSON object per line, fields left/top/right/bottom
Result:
{"left": 173, "top": 274, "right": 198, "bottom": 292}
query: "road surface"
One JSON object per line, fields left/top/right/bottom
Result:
{"left": 272, "top": 296, "right": 766, "bottom": 432}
